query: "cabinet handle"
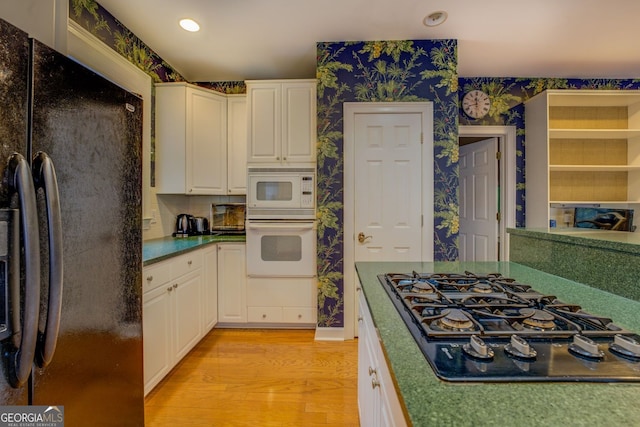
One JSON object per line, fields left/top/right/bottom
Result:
{"left": 173, "top": 283, "right": 178, "bottom": 289}
{"left": 167, "top": 286, "right": 173, "bottom": 292}
{"left": 358, "top": 316, "right": 363, "bottom": 322}
{"left": 146, "top": 276, "right": 153, "bottom": 282}
{"left": 262, "top": 314, "right": 267, "bottom": 319}
{"left": 368, "top": 366, "right": 377, "bottom": 376}
{"left": 188, "top": 260, "right": 192, "bottom": 266}
{"left": 283, "top": 157, "right": 287, "bottom": 161}
{"left": 276, "top": 156, "right": 280, "bottom": 161}
{"left": 297, "top": 314, "right": 302, "bottom": 319}
{"left": 371, "top": 377, "right": 380, "bottom": 389}
{"left": 356, "top": 287, "right": 361, "bottom": 292}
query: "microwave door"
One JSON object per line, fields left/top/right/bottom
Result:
{"left": 248, "top": 176, "right": 301, "bottom": 209}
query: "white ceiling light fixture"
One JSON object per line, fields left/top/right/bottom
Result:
{"left": 423, "top": 11, "right": 448, "bottom": 27}
{"left": 179, "top": 18, "right": 200, "bottom": 32}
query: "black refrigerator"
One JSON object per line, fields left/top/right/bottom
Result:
{"left": 0, "top": 18, "right": 144, "bottom": 425}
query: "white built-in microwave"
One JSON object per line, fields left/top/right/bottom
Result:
{"left": 247, "top": 167, "right": 316, "bottom": 219}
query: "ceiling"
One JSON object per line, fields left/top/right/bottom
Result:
{"left": 96, "top": 0, "right": 640, "bottom": 82}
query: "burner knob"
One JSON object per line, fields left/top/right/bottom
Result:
{"left": 609, "top": 334, "right": 640, "bottom": 360}
{"left": 504, "top": 334, "right": 537, "bottom": 360}
{"left": 568, "top": 335, "right": 604, "bottom": 360}
{"left": 462, "top": 335, "right": 494, "bottom": 360}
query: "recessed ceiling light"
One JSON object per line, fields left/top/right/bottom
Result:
{"left": 423, "top": 11, "right": 448, "bottom": 27}
{"left": 179, "top": 18, "right": 200, "bottom": 32}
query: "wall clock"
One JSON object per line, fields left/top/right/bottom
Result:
{"left": 462, "top": 90, "right": 491, "bottom": 119}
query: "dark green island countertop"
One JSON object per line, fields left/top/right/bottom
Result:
{"left": 143, "top": 234, "right": 245, "bottom": 265}
{"left": 355, "top": 261, "right": 640, "bottom": 427}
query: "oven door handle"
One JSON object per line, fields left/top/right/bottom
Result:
{"left": 246, "top": 221, "right": 315, "bottom": 231}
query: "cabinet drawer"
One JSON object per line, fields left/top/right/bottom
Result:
{"left": 172, "top": 251, "right": 203, "bottom": 278}
{"left": 283, "top": 307, "right": 316, "bottom": 323}
{"left": 143, "top": 262, "right": 172, "bottom": 293}
{"left": 248, "top": 307, "right": 283, "bottom": 323}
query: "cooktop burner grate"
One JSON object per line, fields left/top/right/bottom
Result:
{"left": 378, "top": 271, "right": 640, "bottom": 382}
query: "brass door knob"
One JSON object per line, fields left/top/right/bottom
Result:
{"left": 358, "top": 232, "right": 372, "bottom": 243}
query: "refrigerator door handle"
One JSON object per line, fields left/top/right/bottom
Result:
{"left": 32, "top": 152, "right": 63, "bottom": 368}
{"left": 6, "top": 153, "right": 40, "bottom": 387}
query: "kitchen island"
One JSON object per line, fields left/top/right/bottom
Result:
{"left": 355, "top": 261, "right": 640, "bottom": 426}
{"left": 508, "top": 227, "right": 640, "bottom": 301}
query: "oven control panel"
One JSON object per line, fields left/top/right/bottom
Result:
{"left": 301, "top": 175, "right": 314, "bottom": 208}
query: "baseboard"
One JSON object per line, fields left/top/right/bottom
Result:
{"left": 314, "top": 327, "right": 345, "bottom": 341}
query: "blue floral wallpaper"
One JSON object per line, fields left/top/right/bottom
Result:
{"left": 72, "top": 0, "right": 640, "bottom": 329}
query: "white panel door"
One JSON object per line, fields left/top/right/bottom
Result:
{"left": 459, "top": 138, "right": 499, "bottom": 261}
{"left": 354, "top": 112, "right": 423, "bottom": 261}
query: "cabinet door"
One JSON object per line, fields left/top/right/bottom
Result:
{"left": 143, "top": 284, "right": 172, "bottom": 395}
{"left": 282, "top": 82, "right": 316, "bottom": 163}
{"left": 217, "top": 244, "right": 247, "bottom": 323}
{"left": 358, "top": 292, "right": 380, "bottom": 427}
{"left": 247, "top": 84, "right": 281, "bottom": 163}
{"left": 187, "top": 87, "right": 227, "bottom": 194}
{"left": 227, "top": 95, "right": 247, "bottom": 194}
{"left": 173, "top": 271, "right": 203, "bottom": 361}
{"left": 203, "top": 246, "right": 218, "bottom": 331}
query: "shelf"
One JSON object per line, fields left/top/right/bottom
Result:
{"left": 549, "top": 129, "right": 640, "bottom": 139}
{"left": 547, "top": 91, "right": 640, "bottom": 107}
{"left": 550, "top": 200, "right": 640, "bottom": 205}
{"left": 549, "top": 165, "right": 640, "bottom": 171}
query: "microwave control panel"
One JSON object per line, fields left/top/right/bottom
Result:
{"left": 301, "top": 175, "right": 315, "bottom": 208}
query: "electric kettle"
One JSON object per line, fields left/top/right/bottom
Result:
{"left": 174, "top": 213, "right": 195, "bottom": 237}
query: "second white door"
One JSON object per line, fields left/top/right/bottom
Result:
{"left": 459, "top": 137, "right": 499, "bottom": 261}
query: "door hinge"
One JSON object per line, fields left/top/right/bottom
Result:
{"left": 496, "top": 151, "right": 502, "bottom": 160}
{"left": 421, "top": 214, "right": 424, "bottom": 227}
{"left": 496, "top": 212, "right": 501, "bottom": 222}
{"left": 420, "top": 132, "right": 424, "bottom": 144}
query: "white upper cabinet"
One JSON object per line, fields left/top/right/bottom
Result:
{"left": 227, "top": 94, "right": 247, "bottom": 194}
{"left": 155, "top": 82, "right": 228, "bottom": 195}
{"left": 246, "top": 79, "right": 316, "bottom": 164}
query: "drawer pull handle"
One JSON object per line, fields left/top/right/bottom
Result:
{"left": 173, "top": 283, "right": 178, "bottom": 289}
{"left": 146, "top": 276, "right": 153, "bottom": 282}
{"left": 368, "top": 366, "right": 377, "bottom": 376}
{"left": 371, "top": 378, "right": 380, "bottom": 389}
{"left": 262, "top": 314, "right": 267, "bottom": 319}
{"left": 188, "top": 260, "right": 192, "bottom": 266}
{"left": 167, "top": 287, "right": 173, "bottom": 292}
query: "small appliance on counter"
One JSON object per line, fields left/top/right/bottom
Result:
{"left": 211, "top": 203, "right": 246, "bottom": 234}
{"left": 574, "top": 207, "right": 635, "bottom": 231}
{"left": 174, "top": 213, "right": 195, "bottom": 237}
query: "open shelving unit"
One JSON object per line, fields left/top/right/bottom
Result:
{"left": 525, "top": 90, "right": 640, "bottom": 228}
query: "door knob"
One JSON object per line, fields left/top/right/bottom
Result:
{"left": 358, "top": 232, "right": 372, "bottom": 243}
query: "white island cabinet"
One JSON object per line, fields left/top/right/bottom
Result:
{"left": 358, "top": 289, "right": 407, "bottom": 427}
{"left": 246, "top": 79, "right": 316, "bottom": 164}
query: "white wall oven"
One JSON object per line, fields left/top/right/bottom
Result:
{"left": 247, "top": 167, "right": 315, "bottom": 219}
{"left": 246, "top": 221, "right": 316, "bottom": 277}
{"left": 246, "top": 167, "right": 317, "bottom": 278}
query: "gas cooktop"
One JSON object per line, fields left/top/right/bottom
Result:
{"left": 379, "top": 271, "right": 640, "bottom": 382}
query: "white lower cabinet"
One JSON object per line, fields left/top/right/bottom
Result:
{"left": 203, "top": 246, "right": 218, "bottom": 331}
{"left": 143, "top": 248, "right": 212, "bottom": 395}
{"left": 358, "top": 289, "right": 407, "bottom": 427}
{"left": 246, "top": 277, "right": 317, "bottom": 325}
{"left": 217, "top": 243, "right": 247, "bottom": 324}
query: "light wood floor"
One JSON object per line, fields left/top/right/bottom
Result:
{"left": 144, "top": 329, "right": 359, "bottom": 427}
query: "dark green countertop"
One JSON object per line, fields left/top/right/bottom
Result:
{"left": 508, "top": 227, "right": 640, "bottom": 255}
{"left": 143, "top": 234, "right": 245, "bottom": 265}
{"left": 355, "top": 261, "right": 640, "bottom": 427}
